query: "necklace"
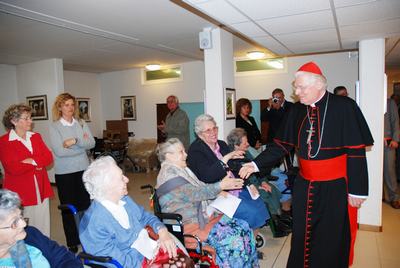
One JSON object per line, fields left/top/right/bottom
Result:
{"left": 307, "top": 93, "right": 329, "bottom": 158}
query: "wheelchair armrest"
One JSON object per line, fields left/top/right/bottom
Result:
{"left": 155, "top": 212, "right": 183, "bottom": 224}
{"left": 77, "top": 252, "right": 112, "bottom": 263}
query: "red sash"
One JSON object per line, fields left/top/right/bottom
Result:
{"left": 299, "top": 154, "right": 346, "bottom": 180}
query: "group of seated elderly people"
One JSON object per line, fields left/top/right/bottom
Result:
{"left": 78, "top": 114, "right": 273, "bottom": 267}
{"left": 0, "top": 113, "right": 291, "bottom": 268}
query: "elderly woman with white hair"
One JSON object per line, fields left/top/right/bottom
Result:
{"left": 0, "top": 189, "right": 50, "bottom": 267}
{"left": 156, "top": 138, "right": 260, "bottom": 267}
{"left": 79, "top": 156, "right": 177, "bottom": 268}
{"left": 187, "top": 114, "right": 269, "bottom": 229}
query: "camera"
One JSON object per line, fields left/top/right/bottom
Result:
{"left": 272, "top": 97, "right": 279, "bottom": 103}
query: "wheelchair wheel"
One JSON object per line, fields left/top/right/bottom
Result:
{"left": 256, "top": 233, "right": 266, "bottom": 248}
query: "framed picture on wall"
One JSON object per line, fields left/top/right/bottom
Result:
{"left": 76, "top": 98, "right": 91, "bottom": 122}
{"left": 26, "top": 95, "right": 48, "bottom": 120}
{"left": 224, "top": 88, "right": 236, "bottom": 120}
{"left": 121, "top": 96, "right": 136, "bottom": 120}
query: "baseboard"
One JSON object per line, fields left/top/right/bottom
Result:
{"left": 358, "top": 224, "right": 382, "bottom": 232}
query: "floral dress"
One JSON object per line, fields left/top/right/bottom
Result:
{"left": 207, "top": 215, "right": 259, "bottom": 268}
{"left": 156, "top": 162, "right": 259, "bottom": 268}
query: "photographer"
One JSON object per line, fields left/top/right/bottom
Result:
{"left": 261, "top": 88, "right": 293, "bottom": 143}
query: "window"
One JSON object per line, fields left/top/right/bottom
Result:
{"left": 141, "top": 65, "right": 183, "bottom": 84}
{"left": 235, "top": 58, "right": 286, "bottom": 76}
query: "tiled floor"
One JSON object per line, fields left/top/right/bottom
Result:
{"left": 49, "top": 170, "right": 400, "bottom": 267}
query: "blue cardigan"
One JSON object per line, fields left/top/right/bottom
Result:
{"left": 79, "top": 196, "right": 165, "bottom": 268}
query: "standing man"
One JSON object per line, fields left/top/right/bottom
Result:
{"left": 240, "top": 62, "right": 373, "bottom": 268}
{"left": 383, "top": 98, "right": 400, "bottom": 209}
{"left": 261, "top": 88, "right": 293, "bottom": 143}
{"left": 334, "top": 86, "right": 349, "bottom": 97}
{"left": 158, "top": 95, "right": 190, "bottom": 149}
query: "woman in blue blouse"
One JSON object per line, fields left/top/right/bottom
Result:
{"left": 0, "top": 189, "right": 50, "bottom": 268}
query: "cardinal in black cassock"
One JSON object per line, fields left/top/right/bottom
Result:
{"left": 240, "top": 62, "right": 374, "bottom": 268}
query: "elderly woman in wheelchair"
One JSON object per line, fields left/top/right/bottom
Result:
{"left": 156, "top": 138, "right": 260, "bottom": 268}
{"left": 79, "top": 156, "right": 179, "bottom": 267}
{"left": 227, "top": 128, "right": 293, "bottom": 237}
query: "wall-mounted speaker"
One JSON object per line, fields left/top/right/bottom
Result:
{"left": 199, "top": 30, "right": 212, "bottom": 49}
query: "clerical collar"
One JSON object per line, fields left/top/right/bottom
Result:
{"left": 310, "top": 90, "right": 328, "bottom": 107}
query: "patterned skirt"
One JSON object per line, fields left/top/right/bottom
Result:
{"left": 206, "top": 215, "right": 259, "bottom": 268}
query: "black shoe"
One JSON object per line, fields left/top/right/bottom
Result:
{"left": 273, "top": 228, "right": 289, "bottom": 238}
{"left": 68, "top": 245, "right": 78, "bottom": 253}
{"left": 278, "top": 215, "right": 292, "bottom": 228}
{"left": 257, "top": 251, "right": 264, "bottom": 260}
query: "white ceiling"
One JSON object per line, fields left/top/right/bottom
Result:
{"left": 0, "top": 0, "right": 399, "bottom": 73}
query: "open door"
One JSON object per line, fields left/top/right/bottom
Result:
{"left": 156, "top": 104, "right": 169, "bottom": 144}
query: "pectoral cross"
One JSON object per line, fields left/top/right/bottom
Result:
{"left": 306, "top": 121, "right": 315, "bottom": 145}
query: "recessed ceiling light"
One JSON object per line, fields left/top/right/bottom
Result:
{"left": 145, "top": 64, "right": 161, "bottom": 71}
{"left": 247, "top": 51, "right": 265, "bottom": 60}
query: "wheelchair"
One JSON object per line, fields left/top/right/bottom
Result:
{"left": 140, "top": 184, "right": 219, "bottom": 267}
{"left": 58, "top": 204, "right": 123, "bottom": 268}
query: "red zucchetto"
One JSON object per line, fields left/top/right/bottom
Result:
{"left": 297, "top": 61, "right": 323, "bottom": 76}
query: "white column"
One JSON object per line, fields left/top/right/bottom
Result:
{"left": 358, "top": 38, "right": 385, "bottom": 227}
{"left": 203, "top": 28, "right": 235, "bottom": 140}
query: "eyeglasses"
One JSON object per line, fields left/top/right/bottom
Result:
{"left": 202, "top": 126, "right": 218, "bottom": 135}
{"left": 0, "top": 215, "right": 26, "bottom": 230}
{"left": 19, "top": 116, "right": 32, "bottom": 121}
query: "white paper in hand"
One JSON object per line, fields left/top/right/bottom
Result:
{"left": 131, "top": 228, "right": 158, "bottom": 259}
{"left": 207, "top": 193, "right": 241, "bottom": 218}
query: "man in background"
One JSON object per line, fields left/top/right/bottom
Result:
{"left": 384, "top": 98, "right": 400, "bottom": 209}
{"left": 333, "top": 86, "right": 348, "bottom": 97}
{"left": 158, "top": 95, "right": 190, "bottom": 149}
{"left": 260, "top": 88, "right": 293, "bottom": 143}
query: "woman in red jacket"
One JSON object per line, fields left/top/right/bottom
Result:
{"left": 0, "top": 104, "right": 53, "bottom": 236}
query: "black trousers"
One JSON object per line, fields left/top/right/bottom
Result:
{"left": 55, "top": 171, "right": 90, "bottom": 247}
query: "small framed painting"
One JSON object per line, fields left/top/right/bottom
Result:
{"left": 121, "top": 96, "right": 136, "bottom": 120}
{"left": 26, "top": 95, "right": 48, "bottom": 120}
{"left": 76, "top": 98, "right": 91, "bottom": 122}
{"left": 224, "top": 88, "right": 236, "bottom": 120}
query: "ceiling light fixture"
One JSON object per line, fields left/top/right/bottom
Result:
{"left": 145, "top": 64, "right": 161, "bottom": 71}
{"left": 246, "top": 51, "right": 265, "bottom": 60}
{"left": 267, "top": 60, "right": 283, "bottom": 69}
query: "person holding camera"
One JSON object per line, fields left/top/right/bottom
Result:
{"left": 261, "top": 88, "right": 293, "bottom": 143}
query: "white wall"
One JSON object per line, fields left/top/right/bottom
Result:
{"left": 64, "top": 71, "right": 103, "bottom": 137}
{"left": 99, "top": 61, "right": 205, "bottom": 138}
{"left": 235, "top": 52, "right": 359, "bottom": 102}
{"left": 0, "top": 65, "right": 18, "bottom": 136}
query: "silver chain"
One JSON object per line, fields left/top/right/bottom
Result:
{"left": 307, "top": 93, "right": 329, "bottom": 158}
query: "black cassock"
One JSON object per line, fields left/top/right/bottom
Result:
{"left": 254, "top": 91, "right": 373, "bottom": 268}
